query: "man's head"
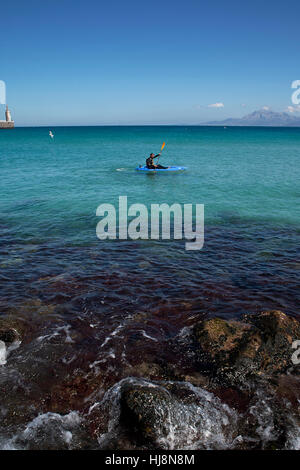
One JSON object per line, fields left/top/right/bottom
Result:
{"left": 150, "top": 153, "right": 155, "bottom": 157}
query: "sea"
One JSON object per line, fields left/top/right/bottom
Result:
{"left": 0, "top": 126, "right": 299, "bottom": 449}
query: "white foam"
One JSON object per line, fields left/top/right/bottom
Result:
{"left": 249, "top": 391, "right": 277, "bottom": 445}
{"left": 37, "top": 324, "right": 74, "bottom": 344}
{"left": 285, "top": 401, "right": 300, "bottom": 450}
{"left": 0, "top": 411, "right": 82, "bottom": 450}
{"left": 0, "top": 341, "right": 7, "bottom": 365}
{"left": 141, "top": 330, "right": 158, "bottom": 342}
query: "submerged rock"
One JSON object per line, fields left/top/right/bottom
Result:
{"left": 193, "top": 310, "right": 300, "bottom": 384}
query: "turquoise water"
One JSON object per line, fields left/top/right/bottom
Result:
{"left": 1, "top": 125, "right": 299, "bottom": 316}
{"left": 1, "top": 126, "right": 299, "bottom": 244}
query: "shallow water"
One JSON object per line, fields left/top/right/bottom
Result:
{"left": 0, "top": 126, "right": 299, "bottom": 449}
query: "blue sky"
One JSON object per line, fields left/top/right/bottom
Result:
{"left": 1, "top": 0, "right": 300, "bottom": 125}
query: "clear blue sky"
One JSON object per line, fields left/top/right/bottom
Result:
{"left": 1, "top": 0, "right": 300, "bottom": 125}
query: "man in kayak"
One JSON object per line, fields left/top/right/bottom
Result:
{"left": 146, "top": 153, "right": 168, "bottom": 169}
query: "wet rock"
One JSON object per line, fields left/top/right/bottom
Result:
{"left": 245, "top": 310, "right": 300, "bottom": 373}
{"left": 0, "top": 317, "right": 22, "bottom": 343}
{"left": 193, "top": 310, "right": 300, "bottom": 384}
{"left": 0, "top": 328, "right": 19, "bottom": 344}
{"left": 193, "top": 317, "right": 258, "bottom": 378}
{"left": 120, "top": 382, "right": 171, "bottom": 445}
{"left": 0, "top": 327, "right": 20, "bottom": 344}
{"left": 117, "top": 378, "right": 239, "bottom": 449}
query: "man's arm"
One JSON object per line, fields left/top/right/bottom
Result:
{"left": 154, "top": 153, "right": 161, "bottom": 158}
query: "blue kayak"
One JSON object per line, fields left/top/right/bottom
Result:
{"left": 136, "top": 165, "right": 187, "bottom": 172}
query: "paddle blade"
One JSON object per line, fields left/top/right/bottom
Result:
{"left": 161, "top": 142, "right": 166, "bottom": 151}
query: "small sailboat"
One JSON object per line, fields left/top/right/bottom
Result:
{"left": 49, "top": 131, "right": 54, "bottom": 139}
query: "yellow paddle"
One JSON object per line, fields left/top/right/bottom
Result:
{"left": 157, "top": 142, "right": 166, "bottom": 164}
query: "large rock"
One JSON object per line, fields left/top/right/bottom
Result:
{"left": 193, "top": 311, "right": 300, "bottom": 384}
{"left": 117, "top": 378, "right": 239, "bottom": 449}
{"left": 108, "top": 377, "right": 299, "bottom": 450}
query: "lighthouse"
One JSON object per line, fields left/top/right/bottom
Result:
{"left": 0, "top": 104, "right": 14, "bottom": 129}
{"left": 5, "top": 105, "right": 12, "bottom": 122}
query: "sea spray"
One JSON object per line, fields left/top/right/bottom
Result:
{"left": 0, "top": 341, "right": 7, "bottom": 365}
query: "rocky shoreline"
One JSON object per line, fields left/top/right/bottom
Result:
{"left": 0, "top": 308, "right": 299, "bottom": 449}
{"left": 91, "top": 310, "right": 300, "bottom": 450}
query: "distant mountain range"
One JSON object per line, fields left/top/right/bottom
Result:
{"left": 205, "top": 109, "right": 300, "bottom": 127}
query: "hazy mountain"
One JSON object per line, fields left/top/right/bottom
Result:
{"left": 205, "top": 109, "right": 300, "bottom": 126}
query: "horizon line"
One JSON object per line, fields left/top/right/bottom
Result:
{"left": 6, "top": 124, "right": 300, "bottom": 129}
